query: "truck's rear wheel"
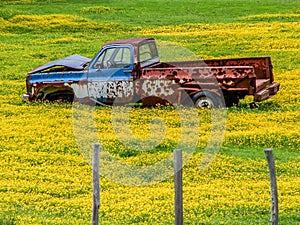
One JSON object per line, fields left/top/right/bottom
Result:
{"left": 192, "top": 91, "right": 220, "bottom": 109}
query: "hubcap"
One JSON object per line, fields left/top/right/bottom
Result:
{"left": 196, "top": 97, "right": 213, "bottom": 108}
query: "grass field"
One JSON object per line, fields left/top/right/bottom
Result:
{"left": 0, "top": 0, "right": 299, "bottom": 224}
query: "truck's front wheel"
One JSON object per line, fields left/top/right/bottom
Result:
{"left": 45, "top": 90, "right": 74, "bottom": 103}
{"left": 192, "top": 91, "right": 221, "bottom": 109}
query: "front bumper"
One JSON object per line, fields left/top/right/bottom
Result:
{"left": 254, "top": 82, "right": 280, "bottom": 102}
{"left": 22, "top": 94, "right": 30, "bottom": 102}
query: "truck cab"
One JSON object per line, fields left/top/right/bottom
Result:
{"left": 83, "top": 38, "right": 160, "bottom": 105}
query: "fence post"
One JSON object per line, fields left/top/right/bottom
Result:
{"left": 264, "top": 148, "right": 279, "bottom": 225}
{"left": 92, "top": 143, "right": 100, "bottom": 225}
{"left": 174, "top": 149, "right": 183, "bottom": 225}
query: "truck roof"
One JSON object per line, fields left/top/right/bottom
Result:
{"left": 102, "top": 37, "right": 155, "bottom": 48}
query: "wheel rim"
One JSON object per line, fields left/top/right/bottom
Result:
{"left": 195, "top": 97, "right": 214, "bottom": 108}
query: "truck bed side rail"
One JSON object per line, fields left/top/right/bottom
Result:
{"left": 141, "top": 66, "right": 255, "bottom": 90}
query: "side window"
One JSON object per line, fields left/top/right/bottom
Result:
{"left": 114, "top": 48, "right": 131, "bottom": 66}
{"left": 93, "top": 47, "right": 132, "bottom": 69}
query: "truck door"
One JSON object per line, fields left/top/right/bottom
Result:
{"left": 87, "top": 45, "right": 134, "bottom": 105}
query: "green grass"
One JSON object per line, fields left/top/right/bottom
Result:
{"left": 0, "top": 0, "right": 299, "bottom": 224}
{"left": 1, "top": 0, "right": 300, "bottom": 25}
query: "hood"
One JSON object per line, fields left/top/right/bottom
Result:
{"left": 29, "top": 54, "right": 91, "bottom": 74}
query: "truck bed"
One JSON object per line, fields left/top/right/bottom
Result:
{"left": 166, "top": 56, "right": 273, "bottom": 81}
{"left": 144, "top": 56, "right": 279, "bottom": 104}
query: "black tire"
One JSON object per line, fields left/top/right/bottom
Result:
{"left": 192, "top": 91, "right": 221, "bottom": 109}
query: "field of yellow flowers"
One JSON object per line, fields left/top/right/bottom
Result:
{"left": 0, "top": 0, "right": 299, "bottom": 224}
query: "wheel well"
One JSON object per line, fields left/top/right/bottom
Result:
{"left": 141, "top": 96, "right": 171, "bottom": 107}
{"left": 38, "top": 86, "right": 74, "bottom": 102}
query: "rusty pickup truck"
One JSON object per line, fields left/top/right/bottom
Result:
{"left": 23, "top": 37, "right": 280, "bottom": 108}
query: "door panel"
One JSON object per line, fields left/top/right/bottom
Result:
{"left": 87, "top": 46, "right": 134, "bottom": 105}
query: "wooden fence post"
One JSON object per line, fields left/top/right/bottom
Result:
{"left": 264, "top": 148, "right": 279, "bottom": 225}
{"left": 92, "top": 143, "right": 100, "bottom": 225}
{"left": 174, "top": 149, "right": 183, "bottom": 225}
